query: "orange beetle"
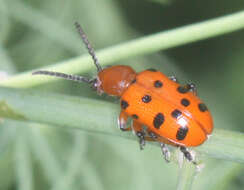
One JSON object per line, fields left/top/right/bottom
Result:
{"left": 33, "top": 22, "right": 213, "bottom": 164}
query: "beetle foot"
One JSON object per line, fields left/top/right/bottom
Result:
{"left": 185, "top": 83, "right": 197, "bottom": 95}
{"left": 169, "top": 76, "right": 178, "bottom": 83}
{"left": 180, "top": 146, "right": 197, "bottom": 165}
{"left": 160, "top": 143, "right": 171, "bottom": 162}
{"left": 136, "top": 131, "right": 146, "bottom": 150}
{"left": 148, "top": 131, "right": 158, "bottom": 140}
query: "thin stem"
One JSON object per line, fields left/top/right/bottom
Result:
{"left": 15, "top": 130, "right": 33, "bottom": 190}
{"left": 1, "top": 10, "right": 244, "bottom": 87}
{"left": 28, "top": 126, "right": 62, "bottom": 183}
{"left": 176, "top": 154, "right": 196, "bottom": 190}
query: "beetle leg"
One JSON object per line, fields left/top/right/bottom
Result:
{"left": 137, "top": 131, "right": 146, "bottom": 150}
{"left": 148, "top": 131, "right": 158, "bottom": 140}
{"left": 132, "top": 121, "right": 146, "bottom": 150}
{"left": 160, "top": 143, "right": 171, "bottom": 163}
{"left": 147, "top": 132, "right": 171, "bottom": 162}
{"left": 169, "top": 76, "right": 178, "bottom": 83}
{"left": 180, "top": 146, "right": 197, "bottom": 165}
{"left": 118, "top": 111, "right": 131, "bottom": 131}
{"left": 185, "top": 83, "right": 197, "bottom": 95}
{"left": 146, "top": 131, "right": 171, "bottom": 162}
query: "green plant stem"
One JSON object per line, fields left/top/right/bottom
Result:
{"left": 0, "top": 87, "right": 244, "bottom": 163}
{"left": 15, "top": 130, "right": 33, "bottom": 190}
{"left": 176, "top": 157, "right": 196, "bottom": 190}
{"left": 1, "top": 10, "right": 244, "bottom": 88}
{"left": 51, "top": 134, "right": 88, "bottom": 190}
{"left": 28, "top": 126, "right": 62, "bottom": 183}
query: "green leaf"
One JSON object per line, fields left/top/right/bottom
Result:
{"left": 0, "top": 87, "right": 244, "bottom": 164}
{"left": 176, "top": 156, "right": 196, "bottom": 190}
{"left": 15, "top": 130, "right": 33, "bottom": 190}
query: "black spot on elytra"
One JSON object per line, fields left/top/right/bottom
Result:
{"left": 142, "top": 95, "right": 151, "bottom": 103}
{"left": 198, "top": 103, "right": 208, "bottom": 112}
{"left": 154, "top": 80, "right": 163, "bottom": 88}
{"left": 131, "top": 78, "right": 136, "bottom": 84}
{"left": 121, "top": 100, "right": 129, "bottom": 109}
{"left": 177, "top": 86, "right": 188, "bottom": 94}
{"left": 181, "top": 98, "right": 190, "bottom": 107}
{"left": 153, "top": 113, "right": 164, "bottom": 129}
{"left": 147, "top": 68, "right": 157, "bottom": 72}
{"left": 171, "top": 109, "right": 182, "bottom": 119}
{"left": 132, "top": 114, "right": 139, "bottom": 119}
{"left": 176, "top": 126, "right": 189, "bottom": 140}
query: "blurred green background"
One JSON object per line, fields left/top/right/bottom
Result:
{"left": 1, "top": 0, "right": 244, "bottom": 190}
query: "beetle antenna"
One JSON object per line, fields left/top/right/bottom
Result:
{"left": 32, "top": 23, "right": 101, "bottom": 84}
{"left": 32, "top": 70, "right": 91, "bottom": 83}
{"left": 74, "top": 22, "right": 102, "bottom": 73}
